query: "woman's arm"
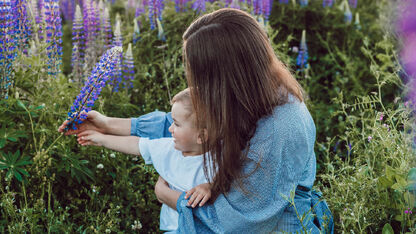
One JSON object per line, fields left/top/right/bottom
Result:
{"left": 155, "top": 176, "right": 181, "bottom": 210}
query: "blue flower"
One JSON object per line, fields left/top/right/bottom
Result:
{"left": 296, "top": 30, "right": 309, "bottom": 71}
{"left": 122, "top": 43, "right": 135, "bottom": 89}
{"left": 322, "top": 0, "right": 333, "bottom": 7}
{"left": 71, "top": 4, "right": 85, "bottom": 83}
{"left": 66, "top": 47, "right": 123, "bottom": 131}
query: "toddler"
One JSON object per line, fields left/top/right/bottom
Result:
{"left": 76, "top": 88, "right": 212, "bottom": 233}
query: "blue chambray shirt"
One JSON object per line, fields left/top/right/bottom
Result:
{"left": 131, "top": 96, "right": 332, "bottom": 233}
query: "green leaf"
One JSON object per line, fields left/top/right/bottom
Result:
{"left": 14, "top": 170, "right": 22, "bottom": 182}
{"left": 378, "top": 176, "right": 393, "bottom": 188}
{"left": 16, "top": 100, "right": 26, "bottom": 110}
{"left": 0, "top": 139, "right": 5, "bottom": 148}
{"left": 382, "top": 223, "right": 394, "bottom": 234}
{"left": 16, "top": 167, "right": 29, "bottom": 177}
{"left": 7, "top": 137, "right": 17, "bottom": 142}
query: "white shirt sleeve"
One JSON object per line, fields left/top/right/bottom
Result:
{"left": 138, "top": 137, "right": 175, "bottom": 165}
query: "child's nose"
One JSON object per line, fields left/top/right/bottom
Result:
{"left": 168, "top": 123, "right": 174, "bottom": 133}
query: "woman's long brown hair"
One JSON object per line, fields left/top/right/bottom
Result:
{"left": 182, "top": 8, "right": 304, "bottom": 201}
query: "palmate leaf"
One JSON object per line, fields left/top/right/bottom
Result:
{"left": 0, "top": 150, "right": 32, "bottom": 181}
{"left": 0, "top": 124, "right": 28, "bottom": 148}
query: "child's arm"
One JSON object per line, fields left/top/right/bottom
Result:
{"left": 184, "top": 183, "right": 212, "bottom": 208}
{"left": 77, "top": 130, "right": 140, "bottom": 155}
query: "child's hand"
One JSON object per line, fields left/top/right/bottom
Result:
{"left": 185, "top": 183, "right": 211, "bottom": 208}
{"left": 77, "top": 130, "right": 105, "bottom": 146}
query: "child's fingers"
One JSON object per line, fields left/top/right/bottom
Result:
{"left": 191, "top": 194, "right": 203, "bottom": 208}
{"left": 199, "top": 195, "right": 210, "bottom": 207}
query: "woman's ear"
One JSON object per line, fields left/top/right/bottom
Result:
{"left": 197, "top": 129, "right": 208, "bottom": 144}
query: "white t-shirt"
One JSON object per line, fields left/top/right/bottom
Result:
{"left": 139, "top": 137, "right": 210, "bottom": 232}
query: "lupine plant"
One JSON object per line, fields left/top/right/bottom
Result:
{"left": 322, "top": 0, "right": 333, "bottom": 8}
{"left": 14, "top": 0, "right": 32, "bottom": 53}
{"left": 133, "top": 19, "right": 141, "bottom": 43}
{"left": 110, "top": 17, "right": 123, "bottom": 92}
{"left": 83, "top": 0, "right": 99, "bottom": 77}
{"left": 0, "top": 0, "right": 18, "bottom": 99}
{"left": 71, "top": 4, "right": 84, "bottom": 83}
{"left": 122, "top": 43, "right": 135, "bottom": 89}
{"left": 349, "top": 0, "right": 357, "bottom": 8}
{"left": 44, "top": 0, "right": 63, "bottom": 76}
{"left": 148, "top": 0, "right": 164, "bottom": 30}
{"left": 66, "top": 46, "right": 123, "bottom": 130}
{"left": 192, "top": 0, "right": 205, "bottom": 14}
{"left": 296, "top": 30, "right": 308, "bottom": 72}
{"left": 100, "top": 6, "right": 112, "bottom": 52}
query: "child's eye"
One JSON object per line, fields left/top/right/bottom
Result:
{"left": 174, "top": 122, "right": 179, "bottom": 127}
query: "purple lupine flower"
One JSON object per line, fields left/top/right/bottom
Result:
{"left": 60, "top": 0, "right": 75, "bottom": 22}
{"left": 299, "top": 0, "right": 308, "bottom": 7}
{"left": 192, "top": 0, "right": 205, "bottom": 14}
{"left": 397, "top": 0, "right": 416, "bottom": 107}
{"left": 100, "top": 7, "right": 112, "bottom": 51}
{"left": 344, "top": 1, "right": 352, "bottom": 24}
{"left": 135, "top": 1, "right": 146, "bottom": 25}
{"left": 110, "top": 18, "right": 123, "bottom": 92}
{"left": 322, "top": 0, "right": 333, "bottom": 7}
{"left": 175, "top": 0, "right": 188, "bottom": 12}
{"left": 83, "top": 0, "right": 100, "bottom": 76}
{"left": 149, "top": 0, "right": 164, "bottom": 30}
{"left": 122, "top": 43, "right": 135, "bottom": 89}
{"left": 252, "top": 0, "right": 260, "bottom": 15}
{"left": 348, "top": 0, "right": 356, "bottom": 8}
{"left": 14, "top": 0, "right": 32, "bottom": 53}
{"left": 0, "top": 0, "right": 18, "bottom": 99}
{"left": 66, "top": 46, "right": 123, "bottom": 131}
{"left": 296, "top": 30, "right": 309, "bottom": 71}
{"left": 71, "top": 4, "right": 84, "bottom": 83}
{"left": 279, "top": 0, "right": 288, "bottom": 3}
{"left": 44, "top": 0, "right": 63, "bottom": 76}
{"left": 133, "top": 19, "right": 141, "bottom": 44}
{"left": 262, "top": 0, "right": 272, "bottom": 21}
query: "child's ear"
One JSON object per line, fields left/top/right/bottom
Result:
{"left": 197, "top": 129, "right": 208, "bottom": 144}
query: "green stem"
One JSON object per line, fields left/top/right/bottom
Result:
{"left": 22, "top": 104, "right": 38, "bottom": 153}
{"left": 47, "top": 181, "right": 51, "bottom": 234}
{"left": 44, "top": 134, "right": 63, "bottom": 155}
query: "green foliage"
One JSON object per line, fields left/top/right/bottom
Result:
{"left": 1, "top": 0, "right": 415, "bottom": 233}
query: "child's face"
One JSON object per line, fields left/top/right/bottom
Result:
{"left": 168, "top": 102, "right": 202, "bottom": 156}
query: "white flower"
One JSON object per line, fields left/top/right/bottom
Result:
{"left": 132, "top": 156, "right": 138, "bottom": 161}
{"left": 110, "top": 153, "right": 116, "bottom": 158}
{"left": 97, "top": 163, "right": 104, "bottom": 169}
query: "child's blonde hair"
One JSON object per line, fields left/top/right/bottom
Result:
{"left": 170, "top": 88, "right": 195, "bottom": 123}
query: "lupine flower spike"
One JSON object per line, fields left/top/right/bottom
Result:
{"left": 110, "top": 18, "right": 123, "bottom": 92}
{"left": 135, "top": 0, "right": 146, "bottom": 26}
{"left": 0, "top": 0, "right": 18, "bottom": 99}
{"left": 229, "top": 0, "right": 240, "bottom": 9}
{"left": 14, "top": 0, "right": 32, "bottom": 53}
{"left": 343, "top": 1, "right": 352, "bottom": 24}
{"left": 100, "top": 7, "right": 112, "bottom": 51}
{"left": 122, "top": 43, "right": 135, "bottom": 89}
{"left": 156, "top": 18, "right": 166, "bottom": 41}
{"left": 296, "top": 30, "right": 309, "bottom": 72}
{"left": 66, "top": 46, "right": 123, "bottom": 131}
{"left": 279, "top": 0, "right": 288, "bottom": 4}
{"left": 71, "top": 4, "right": 84, "bottom": 83}
{"left": 192, "top": 0, "right": 206, "bottom": 14}
{"left": 44, "top": 0, "right": 63, "bottom": 76}
{"left": 149, "top": 0, "right": 164, "bottom": 30}
{"left": 133, "top": 19, "right": 141, "bottom": 44}
{"left": 354, "top": 12, "right": 361, "bottom": 30}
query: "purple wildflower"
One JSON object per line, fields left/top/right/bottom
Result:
{"left": 135, "top": 1, "right": 146, "bottom": 25}
{"left": 110, "top": 18, "right": 123, "bottom": 92}
{"left": 71, "top": 4, "right": 84, "bottom": 83}
{"left": 149, "top": 0, "right": 164, "bottom": 30}
{"left": 322, "top": 0, "right": 333, "bottom": 7}
{"left": 66, "top": 46, "right": 123, "bottom": 131}
{"left": 44, "top": 0, "right": 63, "bottom": 76}
{"left": 192, "top": 0, "right": 205, "bottom": 14}
{"left": 100, "top": 7, "right": 112, "bottom": 51}
{"left": 60, "top": 0, "right": 75, "bottom": 22}
{"left": 348, "top": 0, "right": 357, "bottom": 8}
{"left": 122, "top": 43, "right": 135, "bottom": 89}
{"left": 133, "top": 19, "right": 141, "bottom": 44}
{"left": 175, "top": 0, "right": 189, "bottom": 12}
{"left": 367, "top": 136, "right": 372, "bottom": 142}
{"left": 379, "top": 113, "right": 384, "bottom": 121}
{"left": 344, "top": 2, "right": 352, "bottom": 24}
{"left": 14, "top": 0, "right": 32, "bottom": 53}
{"left": 83, "top": 0, "right": 100, "bottom": 74}
{"left": 0, "top": 0, "right": 18, "bottom": 99}
{"left": 296, "top": 30, "right": 309, "bottom": 71}
{"left": 279, "top": 0, "right": 288, "bottom": 3}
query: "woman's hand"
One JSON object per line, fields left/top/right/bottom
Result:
{"left": 58, "top": 110, "right": 108, "bottom": 135}
{"left": 185, "top": 183, "right": 211, "bottom": 207}
{"left": 76, "top": 130, "right": 106, "bottom": 146}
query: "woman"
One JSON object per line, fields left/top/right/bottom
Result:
{"left": 59, "top": 8, "right": 333, "bottom": 233}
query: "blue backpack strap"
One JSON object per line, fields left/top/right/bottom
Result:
{"left": 310, "top": 189, "right": 334, "bottom": 234}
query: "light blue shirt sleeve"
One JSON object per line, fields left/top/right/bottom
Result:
{"left": 175, "top": 99, "right": 323, "bottom": 233}
{"left": 130, "top": 111, "right": 173, "bottom": 139}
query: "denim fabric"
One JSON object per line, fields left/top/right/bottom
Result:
{"left": 132, "top": 98, "right": 334, "bottom": 233}
{"left": 131, "top": 110, "right": 173, "bottom": 138}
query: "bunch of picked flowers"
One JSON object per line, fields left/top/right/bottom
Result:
{"left": 66, "top": 46, "right": 123, "bottom": 130}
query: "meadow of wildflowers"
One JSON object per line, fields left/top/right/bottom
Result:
{"left": 0, "top": 0, "right": 415, "bottom": 232}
